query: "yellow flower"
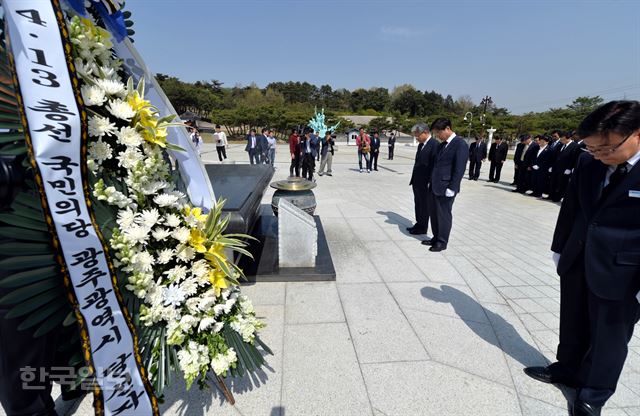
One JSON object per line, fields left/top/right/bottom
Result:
{"left": 184, "top": 206, "right": 208, "bottom": 224}
{"left": 208, "top": 269, "right": 228, "bottom": 296}
{"left": 188, "top": 229, "right": 207, "bottom": 253}
{"left": 204, "top": 243, "right": 225, "bottom": 263}
{"left": 127, "top": 90, "right": 152, "bottom": 113}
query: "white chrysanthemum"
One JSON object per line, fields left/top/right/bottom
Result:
{"left": 152, "top": 227, "right": 171, "bottom": 241}
{"left": 117, "top": 147, "right": 142, "bottom": 170}
{"left": 74, "top": 57, "right": 94, "bottom": 78}
{"left": 179, "top": 315, "right": 197, "bottom": 331}
{"left": 117, "top": 208, "right": 137, "bottom": 229}
{"left": 98, "top": 65, "right": 117, "bottom": 80}
{"left": 124, "top": 224, "right": 150, "bottom": 245}
{"left": 154, "top": 193, "right": 180, "bottom": 208}
{"left": 116, "top": 126, "right": 143, "bottom": 147}
{"left": 181, "top": 277, "right": 199, "bottom": 297}
{"left": 140, "top": 181, "right": 168, "bottom": 195}
{"left": 191, "top": 260, "right": 210, "bottom": 280}
{"left": 239, "top": 295, "right": 255, "bottom": 314}
{"left": 164, "top": 265, "right": 188, "bottom": 282}
{"left": 88, "top": 139, "right": 112, "bottom": 162}
{"left": 157, "top": 248, "right": 174, "bottom": 264}
{"left": 163, "top": 283, "right": 186, "bottom": 307}
{"left": 198, "top": 317, "right": 216, "bottom": 332}
{"left": 171, "top": 227, "right": 190, "bottom": 244}
{"left": 177, "top": 246, "right": 195, "bottom": 263}
{"left": 81, "top": 84, "right": 106, "bottom": 106}
{"left": 107, "top": 99, "right": 136, "bottom": 121}
{"left": 139, "top": 208, "right": 161, "bottom": 228}
{"left": 96, "top": 78, "right": 125, "bottom": 96}
{"left": 165, "top": 213, "right": 181, "bottom": 228}
{"left": 88, "top": 115, "right": 116, "bottom": 139}
{"left": 212, "top": 322, "right": 224, "bottom": 333}
{"left": 132, "top": 251, "right": 154, "bottom": 273}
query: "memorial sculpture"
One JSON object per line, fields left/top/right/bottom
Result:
{"left": 307, "top": 107, "right": 340, "bottom": 138}
{"left": 278, "top": 199, "right": 318, "bottom": 268}
{"left": 0, "top": 1, "right": 270, "bottom": 414}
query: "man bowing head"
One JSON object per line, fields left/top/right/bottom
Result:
{"left": 524, "top": 100, "right": 640, "bottom": 416}
{"left": 423, "top": 118, "right": 469, "bottom": 252}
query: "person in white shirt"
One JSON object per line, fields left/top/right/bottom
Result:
{"left": 267, "top": 131, "right": 277, "bottom": 166}
{"left": 214, "top": 124, "right": 228, "bottom": 162}
{"left": 190, "top": 128, "right": 202, "bottom": 155}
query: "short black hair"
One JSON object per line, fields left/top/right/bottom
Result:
{"left": 250, "top": 129, "right": 256, "bottom": 133}
{"left": 430, "top": 117, "right": 452, "bottom": 131}
{"left": 539, "top": 135, "right": 551, "bottom": 142}
{"left": 577, "top": 100, "right": 640, "bottom": 140}
{"left": 215, "top": 124, "right": 221, "bottom": 128}
{"left": 261, "top": 128, "right": 269, "bottom": 134}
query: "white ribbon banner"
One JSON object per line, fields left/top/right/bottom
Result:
{"left": 4, "top": 1, "right": 156, "bottom": 415}
{"left": 111, "top": 38, "right": 216, "bottom": 211}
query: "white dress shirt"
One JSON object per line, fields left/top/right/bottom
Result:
{"left": 604, "top": 149, "right": 640, "bottom": 187}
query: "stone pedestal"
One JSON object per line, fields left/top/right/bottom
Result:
{"left": 278, "top": 199, "right": 317, "bottom": 268}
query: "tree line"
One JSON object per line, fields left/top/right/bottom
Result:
{"left": 156, "top": 74, "right": 604, "bottom": 141}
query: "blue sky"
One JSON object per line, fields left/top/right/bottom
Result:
{"left": 127, "top": 0, "right": 640, "bottom": 114}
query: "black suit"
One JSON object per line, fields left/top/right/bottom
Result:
{"left": 512, "top": 142, "right": 526, "bottom": 184}
{"left": 550, "top": 153, "right": 640, "bottom": 407}
{"left": 409, "top": 138, "right": 438, "bottom": 232}
{"left": 370, "top": 137, "right": 381, "bottom": 170}
{"left": 428, "top": 136, "right": 469, "bottom": 247}
{"left": 549, "top": 141, "right": 579, "bottom": 201}
{"left": 468, "top": 141, "right": 487, "bottom": 179}
{"left": 489, "top": 141, "right": 508, "bottom": 182}
{"left": 516, "top": 142, "right": 539, "bottom": 192}
{"left": 530, "top": 145, "right": 553, "bottom": 196}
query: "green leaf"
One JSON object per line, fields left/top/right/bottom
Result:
{"left": 0, "top": 143, "right": 27, "bottom": 156}
{"left": 165, "top": 142, "right": 185, "bottom": 152}
{"left": 4, "top": 287, "right": 64, "bottom": 319}
{"left": 0, "top": 254, "right": 56, "bottom": 270}
{"left": 0, "top": 279, "right": 60, "bottom": 305}
{"left": 33, "top": 305, "right": 70, "bottom": 337}
{"left": 0, "top": 265, "right": 58, "bottom": 287}
{"left": 63, "top": 311, "right": 77, "bottom": 327}
{"left": 0, "top": 242, "right": 51, "bottom": 256}
{"left": 0, "top": 213, "right": 47, "bottom": 231}
{"left": 0, "top": 227, "right": 49, "bottom": 242}
{"left": 0, "top": 122, "right": 23, "bottom": 130}
{"left": 9, "top": 205, "right": 46, "bottom": 222}
{"left": 17, "top": 298, "right": 67, "bottom": 330}
{"left": 12, "top": 192, "right": 44, "bottom": 212}
{"left": 256, "top": 336, "right": 273, "bottom": 355}
{"left": 0, "top": 132, "right": 24, "bottom": 143}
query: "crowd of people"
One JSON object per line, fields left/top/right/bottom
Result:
{"left": 286, "top": 128, "right": 336, "bottom": 181}
{"left": 511, "top": 130, "right": 583, "bottom": 201}
{"left": 244, "top": 128, "right": 278, "bottom": 166}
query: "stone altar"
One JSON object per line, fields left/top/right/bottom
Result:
{"left": 278, "top": 199, "right": 317, "bottom": 268}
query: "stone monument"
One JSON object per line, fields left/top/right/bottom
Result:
{"left": 278, "top": 198, "right": 318, "bottom": 268}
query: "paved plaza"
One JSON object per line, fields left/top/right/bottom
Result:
{"left": 43, "top": 141, "right": 640, "bottom": 415}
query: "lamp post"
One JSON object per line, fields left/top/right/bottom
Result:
{"left": 463, "top": 111, "right": 473, "bottom": 139}
{"left": 479, "top": 96, "right": 493, "bottom": 136}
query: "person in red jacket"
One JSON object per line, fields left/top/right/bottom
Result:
{"left": 289, "top": 128, "right": 301, "bottom": 177}
{"left": 356, "top": 128, "right": 371, "bottom": 173}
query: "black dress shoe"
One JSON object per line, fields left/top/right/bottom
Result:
{"left": 429, "top": 245, "right": 446, "bottom": 252}
{"left": 409, "top": 228, "right": 427, "bottom": 235}
{"left": 421, "top": 239, "right": 435, "bottom": 246}
{"left": 523, "top": 366, "right": 576, "bottom": 387}
{"left": 572, "top": 401, "right": 601, "bottom": 416}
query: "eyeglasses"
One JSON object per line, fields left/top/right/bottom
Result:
{"left": 582, "top": 131, "right": 637, "bottom": 155}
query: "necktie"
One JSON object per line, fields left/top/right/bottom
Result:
{"left": 561, "top": 144, "right": 566, "bottom": 152}
{"left": 415, "top": 142, "right": 424, "bottom": 160}
{"left": 602, "top": 163, "right": 629, "bottom": 200}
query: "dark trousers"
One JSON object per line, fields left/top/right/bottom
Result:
{"left": 0, "top": 310, "right": 58, "bottom": 416}
{"left": 531, "top": 170, "right": 548, "bottom": 196}
{"left": 556, "top": 257, "right": 640, "bottom": 407}
{"left": 302, "top": 153, "right": 315, "bottom": 181}
{"left": 550, "top": 172, "right": 571, "bottom": 201}
{"left": 428, "top": 191, "right": 455, "bottom": 246}
{"left": 468, "top": 159, "right": 481, "bottom": 179}
{"left": 370, "top": 151, "right": 379, "bottom": 170}
{"left": 290, "top": 154, "right": 300, "bottom": 177}
{"left": 512, "top": 163, "right": 520, "bottom": 184}
{"left": 248, "top": 149, "right": 260, "bottom": 164}
{"left": 412, "top": 184, "right": 429, "bottom": 231}
{"left": 216, "top": 146, "right": 227, "bottom": 161}
{"left": 489, "top": 161, "right": 503, "bottom": 182}
{"left": 516, "top": 167, "right": 532, "bottom": 192}
{"left": 388, "top": 146, "right": 394, "bottom": 160}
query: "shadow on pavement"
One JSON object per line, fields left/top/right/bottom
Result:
{"left": 376, "top": 210, "right": 429, "bottom": 241}
{"left": 421, "top": 284, "right": 574, "bottom": 410}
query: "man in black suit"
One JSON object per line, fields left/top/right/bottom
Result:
{"left": 388, "top": 133, "right": 396, "bottom": 160}
{"left": 514, "top": 135, "right": 539, "bottom": 193}
{"left": 467, "top": 136, "right": 486, "bottom": 180}
{"left": 257, "top": 128, "right": 270, "bottom": 164}
{"left": 524, "top": 100, "right": 640, "bottom": 416}
{"left": 548, "top": 131, "right": 580, "bottom": 201}
{"left": 245, "top": 129, "right": 261, "bottom": 164}
{"left": 511, "top": 135, "right": 527, "bottom": 185}
{"left": 370, "top": 131, "right": 381, "bottom": 171}
{"left": 530, "top": 135, "right": 553, "bottom": 197}
{"left": 489, "top": 136, "right": 509, "bottom": 182}
{"left": 422, "top": 118, "right": 469, "bottom": 252}
{"left": 407, "top": 123, "right": 438, "bottom": 235}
